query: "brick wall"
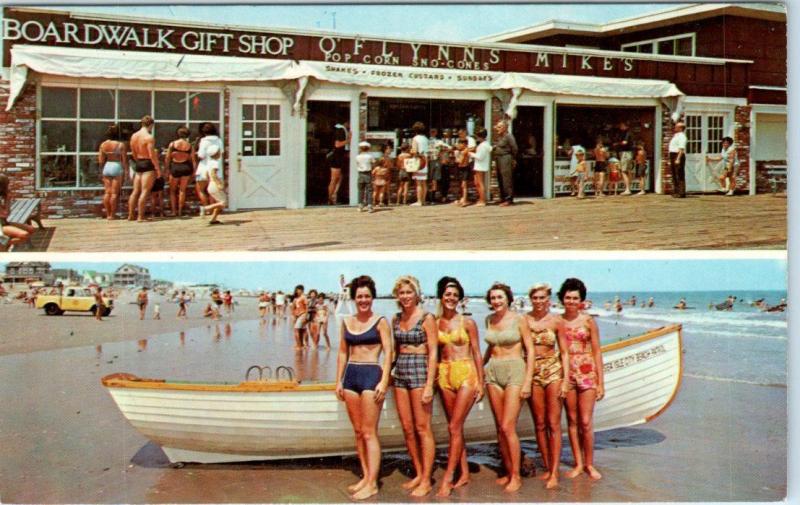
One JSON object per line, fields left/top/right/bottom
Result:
{"left": 659, "top": 108, "right": 676, "bottom": 194}
{"left": 733, "top": 105, "right": 751, "bottom": 191}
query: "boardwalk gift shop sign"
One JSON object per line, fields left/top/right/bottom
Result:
{"left": 1, "top": 12, "right": 637, "bottom": 74}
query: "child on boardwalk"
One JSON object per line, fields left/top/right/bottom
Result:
{"left": 593, "top": 139, "right": 608, "bottom": 197}
{"left": 633, "top": 142, "right": 648, "bottom": 195}
{"left": 573, "top": 146, "right": 588, "bottom": 199}
{"left": 454, "top": 137, "right": 472, "bottom": 206}
{"left": 607, "top": 157, "right": 621, "bottom": 196}
{"left": 395, "top": 143, "right": 412, "bottom": 205}
{"left": 372, "top": 144, "right": 392, "bottom": 207}
{"left": 355, "top": 141, "right": 375, "bottom": 213}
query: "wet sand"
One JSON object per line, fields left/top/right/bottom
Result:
{"left": 0, "top": 299, "right": 787, "bottom": 503}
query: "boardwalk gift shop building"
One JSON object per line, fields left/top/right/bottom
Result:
{"left": 0, "top": 4, "right": 786, "bottom": 216}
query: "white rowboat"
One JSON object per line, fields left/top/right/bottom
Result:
{"left": 102, "top": 324, "right": 683, "bottom": 464}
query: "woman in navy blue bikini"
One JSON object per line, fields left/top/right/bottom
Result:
{"left": 335, "top": 275, "right": 393, "bottom": 500}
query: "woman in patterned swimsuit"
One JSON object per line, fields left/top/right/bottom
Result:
{"left": 434, "top": 277, "right": 484, "bottom": 497}
{"left": 525, "top": 283, "right": 564, "bottom": 489}
{"left": 391, "top": 275, "right": 438, "bottom": 497}
{"left": 483, "top": 282, "right": 535, "bottom": 493}
{"left": 557, "top": 278, "right": 605, "bottom": 481}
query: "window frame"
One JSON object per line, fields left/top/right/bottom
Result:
{"left": 35, "top": 82, "right": 224, "bottom": 192}
{"left": 620, "top": 32, "right": 696, "bottom": 57}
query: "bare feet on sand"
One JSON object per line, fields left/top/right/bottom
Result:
{"left": 347, "top": 478, "right": 367, "bottom": 494}
{"left": 537, "top": 470, "right": 550, "bottom": 480}
{"left": 436, "top": 481, "right": 454, "bottom": 498}
{"left": 410, "top": 482, "right": 432, "bottom": 497}
{"left": 351, "top": 484, "right": 378, "bottom": 500}
{"left": 586, "top": 466, "right": 602, "bottom": 480}
{"left": 401, "top": 476, "right": 421, "bottom": 490}
{"left": 454, "top": 474, "right": 470, "bottom": 488}
{"left": 504, "top": 476, "right": 522, "bottom": 492}
{"left": 545, "top": 473, "right": 560, "bottom": 489}
{"left": 566, "top": 466, "right": 583, "bottom": 479}
{"left": 495, "top": 475, "right": 510, "bottom": 486}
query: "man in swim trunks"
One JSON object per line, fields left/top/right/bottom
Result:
{"left": 128, "top": 115, "right": 162, "bottom": 222}
{"left": 292, "top": 285, "right": 309, "bottom": 349}
{"left": 137, "top": 287, "right": 149, "bottom": 321}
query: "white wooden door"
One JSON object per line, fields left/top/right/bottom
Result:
{"left": 684, "top": 113, "right": 726, "bottom": 192}
{"left": 231, "top": 96, "right": 286, "bottom": 209}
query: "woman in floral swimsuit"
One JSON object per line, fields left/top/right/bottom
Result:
{"left": 524, "top": 283, "right": 564, "bottom": 489}
{"left": 557, "top": 277, "right": 604, "bottom": 481}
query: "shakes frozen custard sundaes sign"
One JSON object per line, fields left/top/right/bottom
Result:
{"left": 1, "top": 10, "right": 640, "bottom": 74}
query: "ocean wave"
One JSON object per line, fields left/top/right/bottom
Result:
{"left": 613, "top": 310, "right": 787, "bottom": 330}
{"left": 598, "top": 318, "right": 787, "bottom": 342}
{"left": 684, "top": 373, "right": 786, "bottom": 388}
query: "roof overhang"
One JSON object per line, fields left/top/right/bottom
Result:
{"left": 479, "top": 3, "right": 786, "bottom": 43}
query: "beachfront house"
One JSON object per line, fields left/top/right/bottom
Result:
{"left": 113, "top": 264, "right": 152, "bottom": 289}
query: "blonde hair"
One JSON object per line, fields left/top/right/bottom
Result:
{"left": 392, "top": 275, "right": 422, "bottom": 307}
{"left": 528, "top": 283, "right": 552, "bottom": 298}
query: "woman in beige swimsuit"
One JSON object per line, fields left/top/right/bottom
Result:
{"left": 482, "top": 282, "right": 534, "bottom": 492}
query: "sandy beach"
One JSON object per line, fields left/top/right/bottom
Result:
{"left": 0, "top": 291, "right": 787, "bottom": 503}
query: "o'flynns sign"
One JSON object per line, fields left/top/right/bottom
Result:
{"left": 1, "top": 9, "right": 641, "bottom": 74}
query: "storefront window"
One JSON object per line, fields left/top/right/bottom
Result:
{"left": 38, "top": 86, "right": 221, "bottom": 190}
{"left": 366, "top": 97, "right": 484, "bottom": 144}
{"left": 241, "top": 103, "right": 280, "bottom": 157}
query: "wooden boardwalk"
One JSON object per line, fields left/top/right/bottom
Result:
{"left": 30, "top": 194, "right": 786, "bottom": 252}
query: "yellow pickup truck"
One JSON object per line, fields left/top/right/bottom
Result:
{"left": 35, "top": 287, "right": 114, "bottom": 316}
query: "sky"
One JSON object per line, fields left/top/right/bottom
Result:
{"left": 28, "top": 259, "right": 788, "bottom": 295}
{"left": 40, "top": 3, "right": 687, "bottom": 42}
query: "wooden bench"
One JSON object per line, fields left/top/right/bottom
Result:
{"left": 9, "top": 198, "right": 45, "bottom": 229}
{"left": 1, "top": 198, "right": 44, "bottom": 251}
{"left": 764, "top": 164, "right": 787, "bottom": 194}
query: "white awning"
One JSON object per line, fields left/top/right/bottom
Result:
{"left": 7, "top": 44, "right": 684, "bottom": 112}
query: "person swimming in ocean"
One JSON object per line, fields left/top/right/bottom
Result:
{"left": 674, "top": 299, "right": 688, "bottom": 310}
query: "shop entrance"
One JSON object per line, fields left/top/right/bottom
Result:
{"left": 684, "top": 112, "right": 731, "bottom": 192}
{"left": 555, "top": 105, "right": 656, "bottom": 195}
{"left": 512, "top": 106, "right": 545, "bottom": 197}
{"left": 306, "top": 100, "right": 351, "bottom": 206}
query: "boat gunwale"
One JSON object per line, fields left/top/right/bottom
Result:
{"left": 101, "top": 324, "right": 682, "bottom": 393}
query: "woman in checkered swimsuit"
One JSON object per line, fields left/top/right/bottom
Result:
{"left": 391, "top": 275, "right": 438, "bottom": 497}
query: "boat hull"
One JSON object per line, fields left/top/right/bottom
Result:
{"left": 103, "top": 324, "right": 682, "bottom": 464}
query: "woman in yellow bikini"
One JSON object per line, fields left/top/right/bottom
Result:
{"left": 434, "top": 277, "right": 484, "bottom": 497}
{"left": 558, "top": 277, "right": 604, "bottom": 481}
{"left": 483, "top": 282, "right": 535, "bottom": 492}
{"left": 524, "top": 283, "right": 564, "bottom": 489}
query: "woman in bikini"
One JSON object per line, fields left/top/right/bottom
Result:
{"left": 483, "top": 282, "right": 535, "bottom": 492}
{"left": 335, "top": 275, "right": 393, "bottom": 500}
{"left": 98, "top": 124, "right": 128, "bottom": 220}
{"left": 390, "top": 275, "right": 437, "bottom": 497}
{"left": 524, "top": 283, "right": 564, "bottom": 489}
{"left": 435, "top": 276, "right": 484, "bottom": 497}
{"left": 558, "top": 277, "right": 604, "bottom": 480}
{"left": 165, "top": 126, "right": 196, "bottom": 217}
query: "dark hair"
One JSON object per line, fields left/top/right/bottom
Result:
{"left": 105, "top": 124, "right": 120, "bottom": 141}
{"left": 412, "top": 121, "right": 426, "bottom": 135}
{"left": 475, "top": 127, "right": 488, "bottom": 140}
{"left": 437, "top": 276, "right": 464, "bottom": 300}
{"left": 318, "top": 293, "right": 326, "bottom": 300}
{"left": 349, "top": 275, "right": 376, "bottom": 299}
{"left": 383, "top": 142, "right": 393, "bottom": 152}
{"left": 176, "top": 126, "right": 190, "bottom": 139}
{"left": 294, "top": 284, "right": 304, "bottom": 295}
{"left": 201, "top": 122, "right": 218, "bottom": 136}
{"left": 308, "top": 289, "right": 318, "bottom": 296}
{"left": 141, "top": 115, "right": 154, "bottom": 127}
{"left": 399, "top": 143, "right": 411, "bottom": 152}
{"left": 0, "top": 173, "right": 9, "bottom": 199}
{"left": 485, "top": 282, "right": 513, "bottom": 306}
{"left": 558, "top": 278, "right": 587, "bottom": 302}
{"left": 722, "top": 136, "right": 734, "bottom": 145}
